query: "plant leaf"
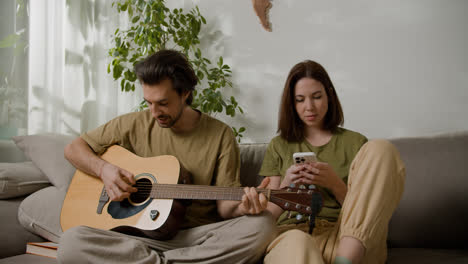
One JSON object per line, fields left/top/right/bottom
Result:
{"left": 0, "top": 34, "right": 20, "bottom": 48}
{"left": 132, "top": 16, "right": 140, "bottom": 23}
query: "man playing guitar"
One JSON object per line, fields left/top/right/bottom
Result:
{"left": 59, "top": 49, "right": 277, "bottom": 264}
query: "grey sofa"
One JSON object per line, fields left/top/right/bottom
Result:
{"left": 1, "top": 132, "right": 467, "bottom": 263}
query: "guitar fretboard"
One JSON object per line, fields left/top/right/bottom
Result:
{"left": 150, "top": 184, "right": 270, "bottom": 201}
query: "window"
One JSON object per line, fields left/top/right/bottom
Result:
{"left": 0, "top": 0, "right": 29, "bottom": 139}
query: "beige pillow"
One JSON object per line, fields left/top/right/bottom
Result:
{"left": 0, "top": 162, "right": 50, "bottom": 199}
{"left": 12, "top": 133, "right": 76, "bottom": 190}
{"left": 18, "top": 186, "right": 65, "bottom": 242}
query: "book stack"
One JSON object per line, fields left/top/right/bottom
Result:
{"left": 26, "top": 241, "right": 58, "bottom": 259}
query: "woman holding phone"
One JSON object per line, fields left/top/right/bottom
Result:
{"left": 259, "top": 60, "right": 405, "bottom": 264}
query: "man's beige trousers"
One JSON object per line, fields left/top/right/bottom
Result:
{"left": 57, "top": 212, "right": 277, "bottom": 264}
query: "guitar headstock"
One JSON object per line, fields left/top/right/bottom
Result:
{"left": 269, "top": 184, "right": 322, "bottom": 215}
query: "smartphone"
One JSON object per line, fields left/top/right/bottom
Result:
{"left": 293, "top": 152, "right": 317, "bottom": 164}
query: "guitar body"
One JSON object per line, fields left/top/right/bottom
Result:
{"left": 60, "top": 146, "right": 186, "bottom": 240}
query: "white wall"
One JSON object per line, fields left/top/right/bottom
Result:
{"left": 186, "top": 0, "right": 468, "bottom": 142}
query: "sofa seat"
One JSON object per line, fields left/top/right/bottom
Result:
{"left": 387, "top": 248, "right": 468, "bottom": 263}
{"left": 0, "top": 254, "right": 56, "bottom": 264}
{"left": 2, "top": 248, "right": 468, "bottom": 264}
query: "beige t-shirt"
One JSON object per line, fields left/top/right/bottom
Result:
{"left": 259, "top": 127, "right": 367, "bottom": 224}
{"left": 81, "top": 109, "right": 241, "bottom": 228}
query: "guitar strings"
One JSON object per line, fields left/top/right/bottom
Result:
{"left": 127, "top": 182, "right": 314, "bottom": 206}
{"left": 129, "top": 188, "right": 312, "bottom": 205}
{"left": 132, "top": 185, "right": 305, "bottom": 195}
{"left": 127, "top": 193, "right": 312, "bottom": 214}
{"left": 130, "top": 185, "right": 310, "bottom": 199}
{"left": 132, "top": 183, "right": 275, "bottom": 191}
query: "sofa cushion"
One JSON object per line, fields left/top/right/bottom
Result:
{"left": 18, "top": 186, "right": 65, "bottom": 243}
{"left": 239, "top": 143, "right": 268, "bottom": 187}
{"left": 0, "top": 162, "right": 51, "bottom": 199}
{"left": 12, "top": 134, "right": 76, "bottom": 189}
{"left": 0, "top": 139, "right": 28, "bottom": 163}
{"left": 388, "top": 131, "right": 468, "bottom": 249}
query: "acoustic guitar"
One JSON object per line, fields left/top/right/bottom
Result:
{"left": 61, "top": 145, "right": 322, "bottom": 240}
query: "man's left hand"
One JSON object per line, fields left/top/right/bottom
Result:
{"left": 238, "top": 177, "right": 270, "bottom": 215}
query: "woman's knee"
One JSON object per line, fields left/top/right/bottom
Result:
{"left": 278, "top": 229, "right": 316, "bottom": 246}
{"left": 363, "top": 139, "right": 396, "bottom": 156}
{"left": 359, "top": 139, "right": 404, "bottom": 167}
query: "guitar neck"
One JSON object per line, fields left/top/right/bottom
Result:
{"left": 150, "top": 184, "right": 269, "bottom": 201}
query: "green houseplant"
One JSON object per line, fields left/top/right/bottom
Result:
{"left": 108, "top": 0, "right": 246, "bottom": 141}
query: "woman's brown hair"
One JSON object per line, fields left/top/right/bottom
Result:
{"left": 278, "top": 60, "right": 344, "bottom": 142}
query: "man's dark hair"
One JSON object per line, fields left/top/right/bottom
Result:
{"left": 134, "top": 49, "right": 198, "bottom": 105}
{"left": 278, "top": 60, "right": 344, "bottom": 142}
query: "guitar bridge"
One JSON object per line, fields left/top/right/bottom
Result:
{"left": 97, "top": 187, "right": 109, "bottom": 214}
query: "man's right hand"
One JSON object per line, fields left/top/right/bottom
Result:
{"left": 99, "top": 163, "right": 137, "bottom": 201}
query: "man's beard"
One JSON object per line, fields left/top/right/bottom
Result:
{"left": 156, "top": 106, "right": 184, "bottom": 128}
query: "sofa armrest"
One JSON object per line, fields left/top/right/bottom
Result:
{"left": 0, "top": 197, "right": 45, "bottom": 258}
{"left": 388, "top": 132, "right": 468, "bottom": 249}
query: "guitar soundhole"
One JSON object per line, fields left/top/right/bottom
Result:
{"left": 129, "top": 178, "right": 152, "bottom": 204}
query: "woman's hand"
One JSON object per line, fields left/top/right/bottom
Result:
{"left": 279, "top": 164, "right": 307, "bottom": 188}
{"left": 300, "top": 162, "right": 348, "bottom": 204}
{"left": 298, "top": 162, "right": 341, "bottom": 189}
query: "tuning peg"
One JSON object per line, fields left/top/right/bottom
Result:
{"left": 287, "top": 211, "right": 292, "bottom": 218}
{"left": 299, "top": 184, "right": 306, "bottom": 189}
{"left": 284, "top": 202, "right": 290, "bottom": 208}
{"left": 289, "top": 183, "right": 296, "bottom": 188}
{"left": 308, "top": 184, "right": 316, "bottom": 190}
{"left": 296, "top": 214, "right": 303, "bottom": 221}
